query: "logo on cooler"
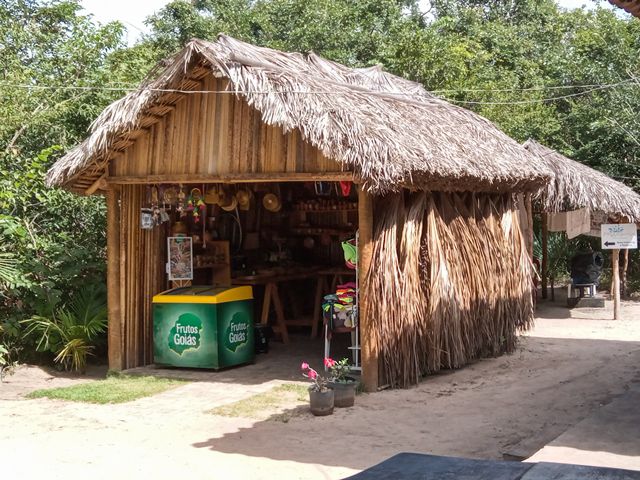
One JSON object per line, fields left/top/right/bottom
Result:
{"left": 168, "top": 313, "right": 202, "bottom": 355}
{"left": 224, "top": 312, "right": 249, "bottom": 352}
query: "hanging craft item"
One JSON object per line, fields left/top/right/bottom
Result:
{"left": 188, "top": 188, "right": 206, "bottom": 223}
{"left": 151, "top": 185, "right": 161, "bottom": 223}
{"left": 236, "top": 188, "right": 252, "bottom": 211}
{"left": 339, "top": 181, "right": 352, "bottom": 197}
{"left": 140, "top": 208, "right": 155, "bottom": 230}
{"left": 314, "top": 181, "right": 331, "bottom": 197}
{"left": 177, "top": 185, "right": 187, "bottom": 217}
{"left": 205, "top": 185, "right": 221, "bottom": 205}
{"left": 262, "top": 193, "right": 281, "bottom": 212}
{"left": 163, "top": 186, "right": 177, "bottom": 207}
{"left": 219, "top": 186, "right": 237, "bottom": 212}
{"left": 158, "top": 186, "right": 170, "bottom": 223}
{"left": 341, "top": 238, "right": 357, "bottom": 270}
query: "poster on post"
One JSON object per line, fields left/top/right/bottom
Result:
{"left": 600, "top": 224, "right": 637, "bottom": 250}
{"left": 167, "top": 236, "right": 193, "bottom": 281}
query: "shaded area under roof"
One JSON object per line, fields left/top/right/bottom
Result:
{"left": 46, "top": 35, "right": 551, "bottom": 195}
{"left": 524, "top": 138, "right": 640, "bottom": 222}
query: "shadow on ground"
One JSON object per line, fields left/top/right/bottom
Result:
{"left": 188, "top": 336, "right": 640, "bottom": 472}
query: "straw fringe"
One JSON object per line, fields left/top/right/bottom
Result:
{"left": 47, "top": 35, "right": 551, "bottom": 194}
{"left": 366, "top": 191, "right": 533, "bottom": 388}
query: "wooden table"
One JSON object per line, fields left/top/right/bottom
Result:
{"left": 312, "top": 267, "right": 356, "bottom": 338}
{"left": 232, "top": 270, "right": 321, "bottom": 344}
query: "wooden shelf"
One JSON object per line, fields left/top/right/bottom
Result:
{"left": 193, "top": 263, "right": 229, "bottom": 269}
{"left": 290, "top": 228, "right": 354, "bottom": 237}
{"left": 296, "top": 208, "right": 357, "bottom": 213}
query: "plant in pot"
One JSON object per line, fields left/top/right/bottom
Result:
{"left": 326, "top": 357, "right": 358, "bottom": 407}
{"left": 301, "top": 361, "right": 334, "bottom": 416}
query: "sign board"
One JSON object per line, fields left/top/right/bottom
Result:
{"left": 600, "top": 224, "right": 637, "bottom": 250}
{"left": 167, "top": 236, "right": 193, "bottom": 281}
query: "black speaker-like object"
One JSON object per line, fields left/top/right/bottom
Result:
{"left": 570, "top": 252, "right": 604, "bottom": 285}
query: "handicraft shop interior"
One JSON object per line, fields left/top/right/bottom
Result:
{"left": 145, "top": 180, "right": 361, "bottom": 368}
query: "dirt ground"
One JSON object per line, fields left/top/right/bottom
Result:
{"left": 1, "top": 295, "right": 639, "bottom": 480}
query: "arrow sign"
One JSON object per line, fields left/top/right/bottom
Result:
{"left": 601, "top": 224, "right": 637, "bottom": 250}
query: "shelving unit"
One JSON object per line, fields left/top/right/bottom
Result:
{"left": 193, "top": 240, "right": 231, "bottom": 286}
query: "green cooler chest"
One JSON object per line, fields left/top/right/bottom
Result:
{"left": 152, "top": 286, "right": 254, "bottom": 369}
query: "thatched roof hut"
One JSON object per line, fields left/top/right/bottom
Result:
{"left": 608, "top": 0, "right": 640, "bottom": 17}
{"left": 45, "top": 35, "right": 547, "bottom": 390}
{"left": 47, "top": 35, "right": 549, "bottom": 195}
{"left": 523, "top": 139, "right": 640, "bottom": 222}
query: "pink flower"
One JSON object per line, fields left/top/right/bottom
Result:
{"left": 307, "top": 369, "right": 318, "bottom": 379}
{"left": 324, "top": 357, "right": 336, "bottom": 368}
{"left": 301, "top": 362, "right": 309, "bottom": 370}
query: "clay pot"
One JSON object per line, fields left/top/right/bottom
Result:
{"left": 327, "top": 378, "right": 358, "bottom": 407}
{"left": 308, "top": 387, "right": 334, "bottom": 416}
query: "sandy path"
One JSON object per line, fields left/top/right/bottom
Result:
{"left": 1, "top": 299, "right": 639, "bottom": 479}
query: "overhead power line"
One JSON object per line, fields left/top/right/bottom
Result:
{"left": 0, "top": 78, "right": 637, "bottom": 106}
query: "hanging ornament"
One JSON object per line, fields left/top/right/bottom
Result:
{"left": 189, "top": 188, "right": 205, "bottom": 223}
{"left": 177, "top": 185, "right": 186, "bottom": 217}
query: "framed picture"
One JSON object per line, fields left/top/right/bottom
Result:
{"left": 167, "top": 236, "right": 193, "bottom": 281}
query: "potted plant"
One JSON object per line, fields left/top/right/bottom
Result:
{"left": 326, "top": 357, "right": 358, "bottom": 407}
{"left": 301, "top": 362, "right": 334, "bottom": 416}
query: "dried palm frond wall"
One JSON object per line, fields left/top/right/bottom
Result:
{"left": 365, "top": 191, "right": 533, "bottom": 388}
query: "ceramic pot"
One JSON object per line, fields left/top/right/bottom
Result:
{"left": 327, "top": 378, "right": 358, "bottom": 407}
{"left": 308, "top": 387, "right": 334, "bottom": 416}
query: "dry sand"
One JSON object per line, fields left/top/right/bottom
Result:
{"left": 1, "top": 297, "right": 639, "bottom": 479}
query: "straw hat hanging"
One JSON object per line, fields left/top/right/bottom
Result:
{"left": 220, "top": 187, "right": 238, "bottom": 211}
{"left": 236, "top": 187, "right": 252, "bottom": 211}
{"left": 262, "top": 193, "right": 281, "bottom": 212}
{"left": 205, "top": 184, "right": 222, "bottom": 205}
{"left": 262, "top": 185, "right": 282, "bottom": 212}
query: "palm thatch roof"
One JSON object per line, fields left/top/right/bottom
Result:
{"left": 46, "top": 35, "right": 551, "bottom": 194}
{"left": 523, "top": 139, "right": 640, "bottom": 222}
{"left": 608, "top": 0, "right": 640, "bottom": 17}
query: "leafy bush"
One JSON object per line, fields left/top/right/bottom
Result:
{"left": 21, "top": 284, "right": 108, "bottom": 372}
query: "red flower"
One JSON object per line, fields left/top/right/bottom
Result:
{"left": 301, "top": 362, "right": 309, "bottom": 370}
{"left": 307, "top": 369, "right": 318, "bottom": 379}
{"left": 324, "top": 357, "right": 336, "bottom": 368}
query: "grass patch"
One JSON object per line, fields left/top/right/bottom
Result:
{"left": 209, "top": 383, "right": 308, "bottom": 421}
{"left": 26, "top": 375, "right": 187, "bottom": 404}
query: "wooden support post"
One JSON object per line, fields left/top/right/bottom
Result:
{"left": 106, "top": 187, "right": 124, "bottom": 370}
{"left": 612, "top": 248, "right": 621, "bottom": 320}
{"left": 525, "top": 194, "right": 534, "bottom": 262}
{"left": 541, "top": 212, "right": 548, "bottom": 299}
{"left": 621, "top": 249, "right": 629, "bottom": 299}
{"left": 358, "top": 187, "right": 378, "bottom": 392}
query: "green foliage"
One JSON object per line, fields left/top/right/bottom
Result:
{"left": 327, "top": 357, "right": 353, "bottom": 383}
{"left": 0, "top": 1, "right": 126, "bottom": 364}
{"left": 26, "top": 375, "right": 187, "bottom": 404}
{"left": 21, "top": 284, "right": 108, "bottom": 372}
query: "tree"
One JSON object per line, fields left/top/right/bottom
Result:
{"left": 0, "top": 0, "right": 127, "bottom": 359}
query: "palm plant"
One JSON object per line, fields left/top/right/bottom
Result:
{"left": 21, "top": 284, "right": 107, "bottom": 372}
{"left": 0, "top": 252, "right": 20, "bottom": 288}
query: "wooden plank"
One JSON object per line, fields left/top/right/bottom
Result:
{"left": 358, "top": 186, "right": 378, "bottom": 392}
{"left": 107, "top": 172, "right": 353, "bottom": 184}
{"left": 84, "top": 175, "right": 107, "bottom": 196}
{"left": 106, "top": 187, "right": 123, "bottom": 370}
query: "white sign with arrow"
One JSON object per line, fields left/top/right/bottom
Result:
{"left": 601, "top": 223, "right": 637, "bottom": 250}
